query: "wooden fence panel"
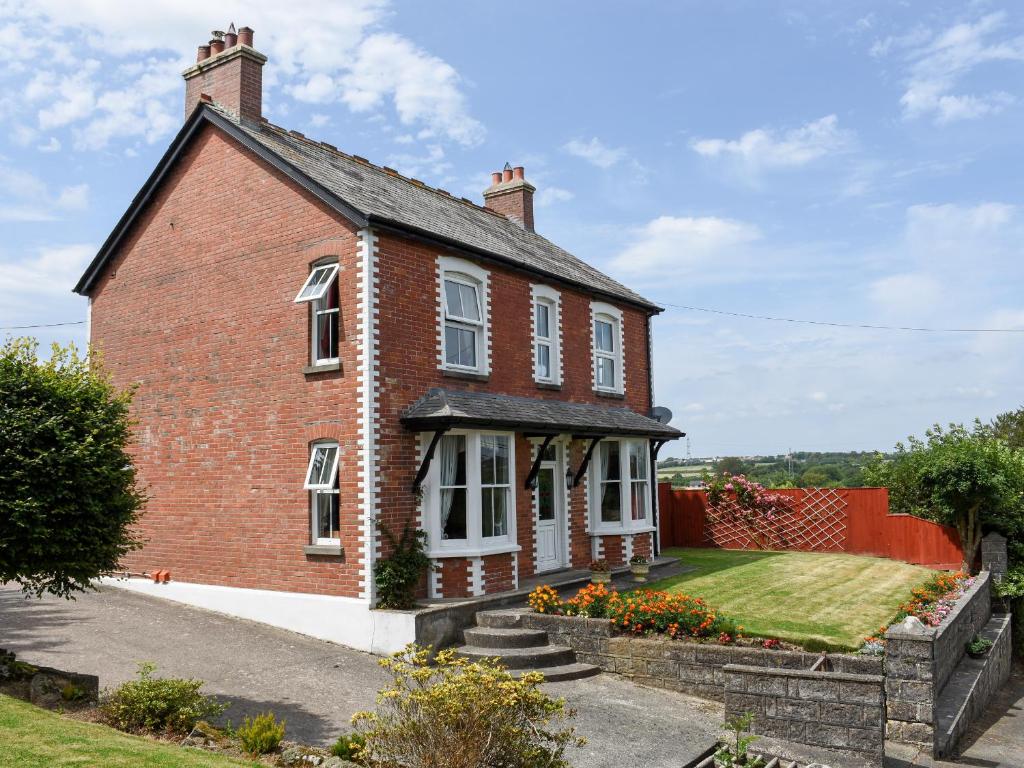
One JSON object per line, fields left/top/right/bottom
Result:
{"left": 657, "top": 483, "right": 963, "bottom": 570}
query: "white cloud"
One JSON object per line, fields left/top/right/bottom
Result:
{"left": 875, "top": 13, "right": 1024, "bottom": 123}
{"left": 563, "top": 137, "right": 627, "bottom": 168}
{"left": 535, "top": 187, "right": 573, "bottom": 207}
{"left": 0, "top": 1, "right": 482, "bottom": 148}
{"left": 37, "top": 136, "right": 61, "bottom": 152}
{"left": 0, "top": 243, "right": 93, "bottom": 303}
{"left": 339, "top": 33, "right": 484, "bottom": 147}
{"left": 0, "top": 163, "right": 88, "bottom": 220}
{"left": 308, "top": 113, "right": 330, "bottom": 128}
{"left": 385, "top": 144, "right": 451, "bottom": 180}
{"left": 868, "top": 273, "right": 943, "bottom": 315}
{"left": 691, "top": 115, "right": 852, "bottom": 173}
{"left": 56, "top": 183, "right": 89, "bottom": 211}
{"left": 610, "top": 215, "right": 761, "bottom": 280}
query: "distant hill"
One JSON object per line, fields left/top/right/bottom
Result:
{"left": 657, "top": 451, "right": 884, "bottom": 489}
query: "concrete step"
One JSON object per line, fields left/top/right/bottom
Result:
{"left": 457, "top": 644, "right": 576, "bottom": 669}
{"left": 463, "top": 626, "right": 549, "bottom": 649}
{"left": 505, "top": 662, "right": 602, "bottom": 683}
{"left": 476, "top": 610, "right": 523, "bottom": 629}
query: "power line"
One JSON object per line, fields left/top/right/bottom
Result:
{"left": 663, "top": 302, "right": 1024, "bottom": 333}
{"left": 0, "top": 320, "right": 86, "bottom": 330}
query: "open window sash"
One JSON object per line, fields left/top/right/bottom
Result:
{"left": 304, "top": 444, "right": 340, "bottom": 490}
{"left": 294, "top": 264, "right": 340, "bottom": 303}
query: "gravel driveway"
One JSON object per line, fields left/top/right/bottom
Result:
{"left": 0, "top": 583, "right": 721, "bottom": 767}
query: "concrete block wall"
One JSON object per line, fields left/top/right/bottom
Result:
{"left": 522, "top": 613, "right": 881, "bottom": 702}
{"left": 723, "top": 664, "right": 885, "bottom": 763}
{"left": 885, "top": 571, "right": 995, "bottom": 750}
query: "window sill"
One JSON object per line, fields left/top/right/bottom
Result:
{"left": 591, "top": 525, "right": 656, "bottom": 537}
{"left": 303, "top": 543, "right": 344, "bottom": 557}
{"left": 303, "top": 362, "right": 341, "bottom": 375}
{"left": 427, "top": 543, "right": 522, "bottom": 559}
{"left": 593, "top": 389, "right": 625, "bottom": 400}
{"left": 441, "top": 368, "right": 489, "bottom": 382}
{"left": 535, "top": 381, "right": 561, "bottom": 391}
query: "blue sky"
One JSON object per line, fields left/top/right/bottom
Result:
{"left": 2, "top": 1, "right": 1023, "bottom": 456}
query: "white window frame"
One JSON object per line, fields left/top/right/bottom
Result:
{"left": 305, "top": 440, "right": 340, "bottom": 544}
{"left": 588, "top": 438, "right": 653, "bottom": 534}
{"left": 590, "top": 301, "right": 625, "bottom": 394}
{"left": 295, "top": 260, "right": 340, "bottom": 365}
{"left": 437, "top": 257, "right": 490, "bottom": 375}
{"left": 421, "top": 429, "right": 519, "bottom": 557}
{"left": 531, "top": 285, "right": 562, "bottom": 385}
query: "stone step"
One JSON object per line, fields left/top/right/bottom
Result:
{"left": 457, "top": 644, "right": 577, "bottom": 669}
{"left": 463, "top": 626, "right": 550, "bottom": 649}
{"left": 476, "top": 610, "right": 523, "bottom": 629}
{"left": 505, "top": 662, "right": 602, "bottom": 683}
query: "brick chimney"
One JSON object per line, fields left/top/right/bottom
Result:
{"left": 182, "top": 23, "right": 266, "bottom": 121}
{"left": 483, "top": 164, "right": 536, "bottom": 231}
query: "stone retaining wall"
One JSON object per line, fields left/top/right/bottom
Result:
{"left": 884, "top": 571, "right": 991, "bottom": 748}
{"left": 723, "top": 664, "right": 885, "bottom": 764}
{"left": 522, "top": 613, "right": 881, "bottom": 701}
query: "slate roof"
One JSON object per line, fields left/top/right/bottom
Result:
{"left": 401, "top": 389, "right": 683, "bottom": 439}
{"left": 222, "top": 110, "right": 656, "bottom": 310}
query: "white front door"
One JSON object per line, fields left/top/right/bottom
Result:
{"left": 535, "top": 449, "right": 566, "bottom": 572}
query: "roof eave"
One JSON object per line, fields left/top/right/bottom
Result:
{"left": 73, "top": 104, "right": 371, "bottom": 296}
{"left": 366, "top": 215, "right": 663, "bottom": 315}
{"left": 400, "top": 413, "right": 683, "bottom": 439}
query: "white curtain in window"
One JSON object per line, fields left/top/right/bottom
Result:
{"left": 439, "top": 435, "right": 459, "bottom": 529}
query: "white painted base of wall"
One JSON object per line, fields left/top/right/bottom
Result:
{"left": 99, "top": 577, "right": 416, "bottom": 655}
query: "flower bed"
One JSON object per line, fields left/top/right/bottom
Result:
{"left": 861, "top": 570, "right": 973, "bottom": 653}
{"left": 528, "top": 584, "right": 737, "bottom": 642}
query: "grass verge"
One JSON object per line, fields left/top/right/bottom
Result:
{"left": 648, "top": 548, "right": 935, "bottom": 651}
{"left": 0, "top": 693, "right": 260, "bottom": 768}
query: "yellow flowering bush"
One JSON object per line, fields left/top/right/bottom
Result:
{"left": 352, "top": 645, "right": 585, "bottom": 768}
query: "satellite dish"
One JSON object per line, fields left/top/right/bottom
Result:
{"left": 651, "top": 406, "right": 673, "bottom": 425}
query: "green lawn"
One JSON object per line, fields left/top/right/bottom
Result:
{"left": 649, "top": 548, "right": 934, "bottom": 651}
{"left": 0, "top": 694, "right": 260, "bottom": 768}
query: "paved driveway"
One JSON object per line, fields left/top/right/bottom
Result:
{"left": 0, "top": 583, "right": 721, "bottom": 767}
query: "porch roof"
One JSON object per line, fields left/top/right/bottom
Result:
{"left": 401, "top": 388, "right": 683, "bottom": 439}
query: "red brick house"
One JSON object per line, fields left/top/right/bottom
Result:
{"left": 74, "top": 25, "right": 681, "bottom": 652}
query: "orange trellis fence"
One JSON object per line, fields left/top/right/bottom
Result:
{"left": 657, "top": 484, "right": 964, "bottom": 571}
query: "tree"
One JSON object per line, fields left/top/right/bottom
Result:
{"left": 713, "top": 456, "right": 749, "bottom": 477}
{"left": 0, "top": 339, "right": 144, "bottom": 597}
{"left": 991, "top": 406, "right": 1024, "bottom": 451}
{"left": 863, "top": 423, "right": 1024, "bottom": 571}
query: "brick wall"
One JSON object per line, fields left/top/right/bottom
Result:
{"left": 372, "top": 230, "right": 653, "bottom": 597}
{"left": 89, "top": 125, "right": 367, "bottom": 598}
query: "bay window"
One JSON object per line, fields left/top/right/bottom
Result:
{"left": 426, "top": 431, "right": 517, "bottom": 555}
{"left": 591, "top": 438, "right": 652, "bottom": 532}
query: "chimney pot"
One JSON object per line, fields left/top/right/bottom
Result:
{"left": 185, "top": 25, "right": 264, "bottom": 121}
{"left": 209, "top": 38, "right": 224, "bottom": 55}
{"left": 197, "top": 44, "right": 211, "bottom": 62}
{"left": 502, "top": 168, "right": 513, "bottom": 183}
{"left": 224, "top": 29, "right": 238, "bottom": 48}
{"left": 513, "top": 166, "right": 525, "bottom": 180}
{"left": 238, "top": 26, "right": 254, "bottom": 47}
{"left": 490, "top": 172, "right": 502, "bottom": 185}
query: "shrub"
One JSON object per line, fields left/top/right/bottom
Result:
{"left": 331, "top": 732, "right": 367, "bottom": 762}
{"left": 629, "top": 554, "right": 648, "bottom": 566}
{"left": 101, "top": 662, "right": 226, "bottom": 734}
{"left": 588, "top": 559, "right": 610, "bottom": 573}
{"left": 237, "top": 711, "right": 285, "bottom": 755}
{"left": 374, "top": 523, "right": 431, "bottom": 610}
{"left": 527, "top": 585, "right": 563, "bottom": 615}
{"left": 352, "top": 645, "right": 585, "bottom": 768}
{"left": 0, "top": 339, "right": 145, "bottom": 598}
{"left": 564, "top": 583, "right": 613, "bottom": 619}
{"left": 607, "top": 589, "right": 735, "bottom": 640}
{"left": 966, "top": 635, "right": 994, "bottom": 656}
